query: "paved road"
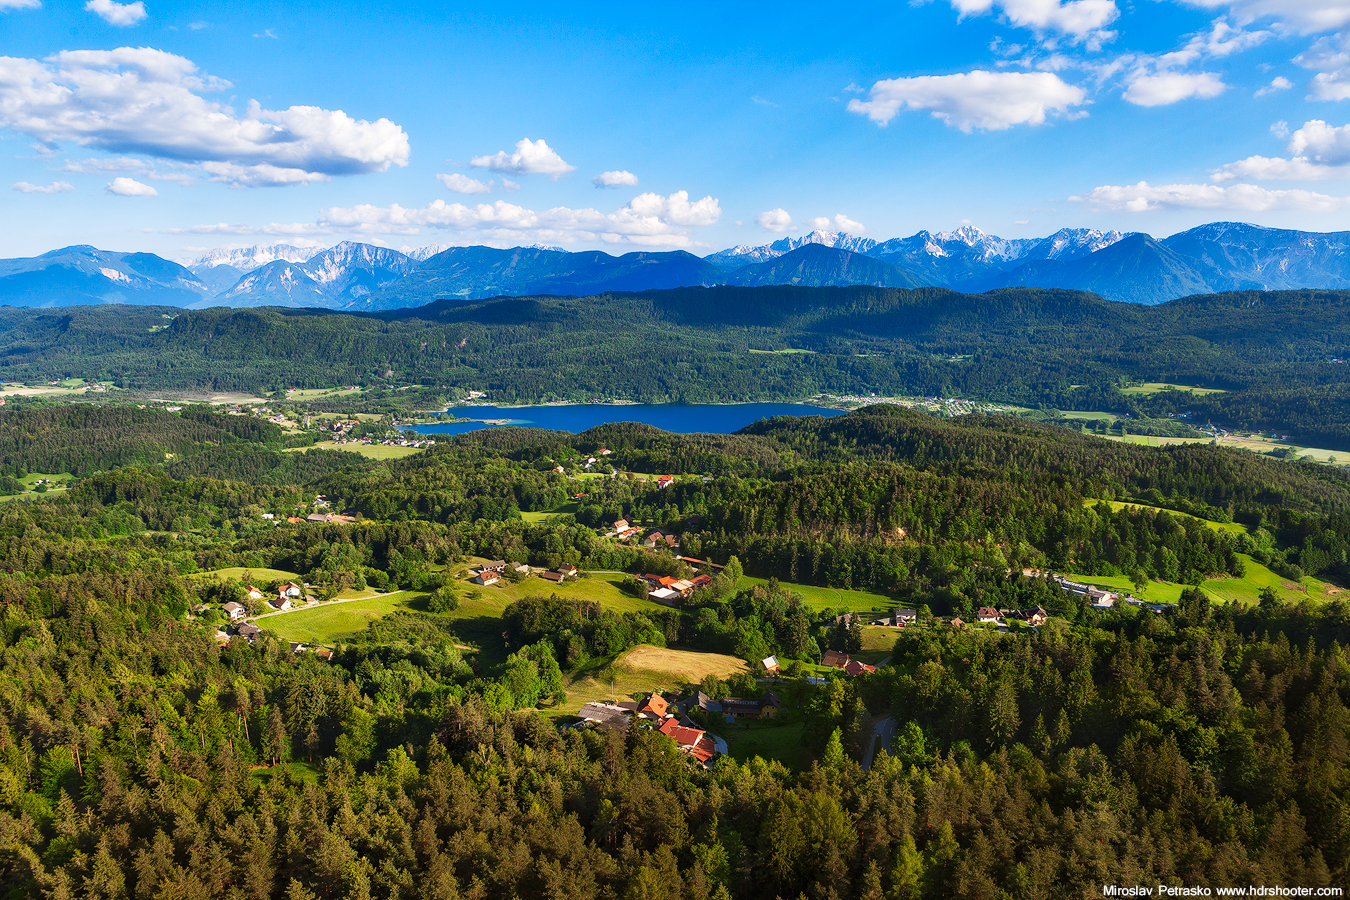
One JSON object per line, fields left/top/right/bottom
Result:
{"left": 863, "top": 715, "right": 897, "bottom": 772}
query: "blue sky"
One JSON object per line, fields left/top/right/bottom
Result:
{"left": 5, "top": 0, "right": 1350, "bottom": 260}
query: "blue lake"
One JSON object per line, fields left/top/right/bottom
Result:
{"left": 407, "top": 403, "right": 848, "bottom": 436}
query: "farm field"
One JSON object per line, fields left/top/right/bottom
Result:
{"left": 1066, "top": 554, "right": 1341, "bottom": 607}
{"left": 861, "top": 626, "right": 900, "bottom": 651}
{"left": 555, "top": 644, "right": 747, "bottom": 715}
{"left": 285, "top": 441, "right": 422, "bottom": 460}
{"left": 451, "top": 561, "right": 666, "bottom": 614}
{"left": 193, "top": 566, "right": 303, "bottom": 585}
{"left": 738, "top": 576, "right": 892, "bottom": 613}
{"left": 1119, "top": 382, "right": 1227, "bottom": 395}
{"left": 1099, "top": 432, "right": 1346, "bottom": 463}
{"left": 258, "top": 592, "right": 419, "bottom": 644}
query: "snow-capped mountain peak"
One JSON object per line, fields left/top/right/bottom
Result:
{"left": 189, "top": 243, "right": 324, "bottom": 272}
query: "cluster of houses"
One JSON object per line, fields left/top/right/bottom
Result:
{"left": 1052, "top": 574, "right": 1173, "bottom": 613}
{"left": 472, "top": 560, "right": 577, "bottom": 586}
{"left": 640, "top": 572, "right": 713, "bottom": 605}
{"left": 577, "top": 688, "right": 785, "bottom": 767}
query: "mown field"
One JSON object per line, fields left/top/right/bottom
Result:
{"left": 555, "top": 644, "right": 748, "bottom": 716}
{"left": 194, "top": 566, "right": 304, "bottom": 585}
{"left": 257, "top": 592, "right": 420, "bottom": 644}
{"left": 285, "top": 441, "right": 422, "bottom": 459}
{"left": 738, "top": 576, "right": 892, "bottom": 613}
{"left": 1067, "top": 553, "right": 1340, "bottom": 606}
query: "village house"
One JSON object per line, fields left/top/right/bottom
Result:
{"left": 475, "top": 570, "right": 501, "bottom": 586}
{"left": 874, "top": 608, "right": 918, "bottom": 627}
{"left": 1024, "top": 607, "right": 1048, "bottom": 626}
{"left": 244, "top": 585, "right": 265, "bottom": 601}
{"left": 270, "top": 596, "right": 292, "bottom": 612}
{"left": 556, "top": 563, "right": 578, "bottom": 577}
{"left": 480, "top": 561, "right": 508, "bottom": 573}
{"left": 282, "top": 582, "right": 304, "bottom": 599}
{"left": 844, "top": 659, "right": 876, "bottom": 677}
{"left": 656, "top": 476, "right": 674, "bottom": 488}
{"left": 656, "top": 717, "right": 720, "bottom": 766}
{"left": 760, "top": 655, "right": 779, "bottom": 676}
{"left": 235, "top": 623, "right": 262, "bottom": 644}
{"left": 948, "top": 617, "right": 966, "bottom": 628}
{"left": 222, "top": 601, "right": 247, "bottom": 622}
{"left": 821, "top": 649, "right": 850, "bottom": 669}
{"left": 578, "top": 702, "right": 630, "bottom": 732}
{"left": 720, "top": 692, "right": 783, "bottom": 720}
{"left": 539, "top": 571, "right": 564, "bottom": 584}
{"left": 649, "top": 586, "right": 681, "bottom": 604}
{"left": 977, "top": 607, "right": 1002, "bottom": 624}
{"left": 511, "top": 562, "right": 531, "bottom": 575}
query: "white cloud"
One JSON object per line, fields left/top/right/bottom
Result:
{"left": 85, "top": 0, "right": 146, "bottom": 27}
{"left": 1123, "top": 71, "right": 1226, "bottom": 105}
{"left": 253, "top": 29, "right": 277, "bottom": 39}
{"left": 1295, "top": 32, "right": 1350, "bottom": 99}
{"left": 500, "top": 179, "right": 520, "bottom": 193}
{"left": 848, "top": 70, "right": 1087, "bottom": 131}
{"left": 106, "top": 176, "right": 157, "bottom": 196}
{"left": 469, "top": 138, "right": 575, "bottom": 178}
{"left": 0, "top": 0, "right": 41, "bottom": 9}
{"left": 12, "top": 180, "right": 73, "bottom": 193}
{"left": 757, "top": 208, "right": 794, "bottom": 232}
{"left": 1071, "top": 180, "right": 1350, "bottom": 211}
{"left": 947, "top": 0, "right": 1118, "bottom": 42}
{"left": 188, "top": 21, "right": 208, "bottom": 29}
{"left": 61, "top": 154, "right": 195, "bottom": 184}
{"left": 1256, "top": 75, "right": 1294, "bottom": 95}
{"left": 1212, "top": 118, "right": 1350, "bottom": 181}
{"left": 593, "top": 170, "right": 639, "bottom": 188}
{"left": 1181, "top": 0, "right": 1350, "bottom": 35}
{"left": 809, "top": 213, "right": 867, "bottom": 233}
{"left": 177, "top": 190, "right": 721, "bottom": 248}
{"left": 0, "top": 48, "right": 409, "bottom": 186}
{"left": 437, "top": 172, "right": 493, "bottom": 194}
{"left": 832, "top": 213, "right": 866, "bottom": 233}
{"left": 202, "top": 162, "right": 327, "bottom": 187}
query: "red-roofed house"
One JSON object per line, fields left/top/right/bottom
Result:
{"left": 637, "top": 693, "right": 668, "bottom": 720}
{"left": 977, "top": 607, "right": 1001, "bottom": 624}
{"left": 844, "top": 659, "right": 876, "bottom": 677}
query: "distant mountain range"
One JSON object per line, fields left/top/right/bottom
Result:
{"left": 6, "top": 222, "right": 1350, "bottom": 311}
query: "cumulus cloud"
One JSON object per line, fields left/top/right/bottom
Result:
{"left": 848, "top": 70, "right": 1087, "bottom": 131}
{"left": 500, "top": 179, "right": 520, "bottom": 193}
{"left": 1, "top": 0, "right": 42, "bottom": 9}
{"left": 85, "top": 0, "right": 145, "bottom": 26}
{"left": 437, "top": 172, "right": 493, "bottom": 194}
{"left": 106, "top": 176, "right": 157, "bottom": 196}
{"left": 0, "top": 47, "right": 409, "bottom": 188}
{"left": 1071, "top": 180, "right": 1350, "bottom": 211}
{"left": 174, "top": 190, "right": 721, "bottom": 248}
{"left": 469, "top": 138, "right": 574, "bottom": 178}
{"left": 947, "top": 0, "right": 1118, "bottom": 42}
{"left": 1123, "top": 71, "right": 1226, "bottom": 105}
{"left": 1212, "top": 119, "right": 1350, "bottom": 181}
{"left": 1256, "top": 75, "right": 1294, "bottom": 96}
{"left": 1181, "top": 0, "right": 1350, "bottom": 35}
{"left": 757, "top": 208, "right": 794, "bottom": 232}
{"left": 12, "top": 180, "right": 74, "bottom": 193}
{"left": 593, "top": 170, "right": 639, "bottom": 188}
{"left": 809, "top": 214, "right": 866, "bottom": 233}
{"left": 201, "top": 162, "right": 327, "bottom": 187}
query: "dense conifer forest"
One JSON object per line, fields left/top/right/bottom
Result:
{"left": 2, "top": 284, "right": 1350, "bottom": 445}
{"left": 0, "top": 404, "right": 1347, "bottom": 898}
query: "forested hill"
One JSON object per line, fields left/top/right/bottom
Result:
{"left": 2, "top": 285, "right": 1350, "bottom": 443}
{"left": 2, "top": 403, "right": 1350, "bottom": 897}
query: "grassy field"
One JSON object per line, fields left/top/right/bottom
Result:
{"left": 259, "top": 592, "right": 420, "bottom": 644}
{"left": 193, "top": 567, "right": 303, "bottom": 585}
{"left": 556, "top": 644, "right": 748, "bottom": 715}
{"left": 453, "top": 566, "right": 669, "bottom": 614}
{"left": 748, "top": 348, "right": 815, "bottom": 355}
{"left": 1098, "top": 432, "right": 1346, "bottom": 464}
{"left": 723, "top": 715, "right": 811, "bottom": 769}
{"left": 1120, "top": 382, "right": 1227, "bottom": 396}
{"left": 1066, "top": 553, "right": 1342, "bottom": 607}
{"left": 738, "top": 576, "right": 892, "bottom": 613}
{"left": 1084, "top": 499, "right": 1247, "bottom": 535}
{"left": 285, "top": 441, "right": 422, "bottom": 460}
{"left": 287, "top": 388, "right": 365, "bottom": 400}
{"left": 861, "top": 626, "right": 900, "bottom": 651}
